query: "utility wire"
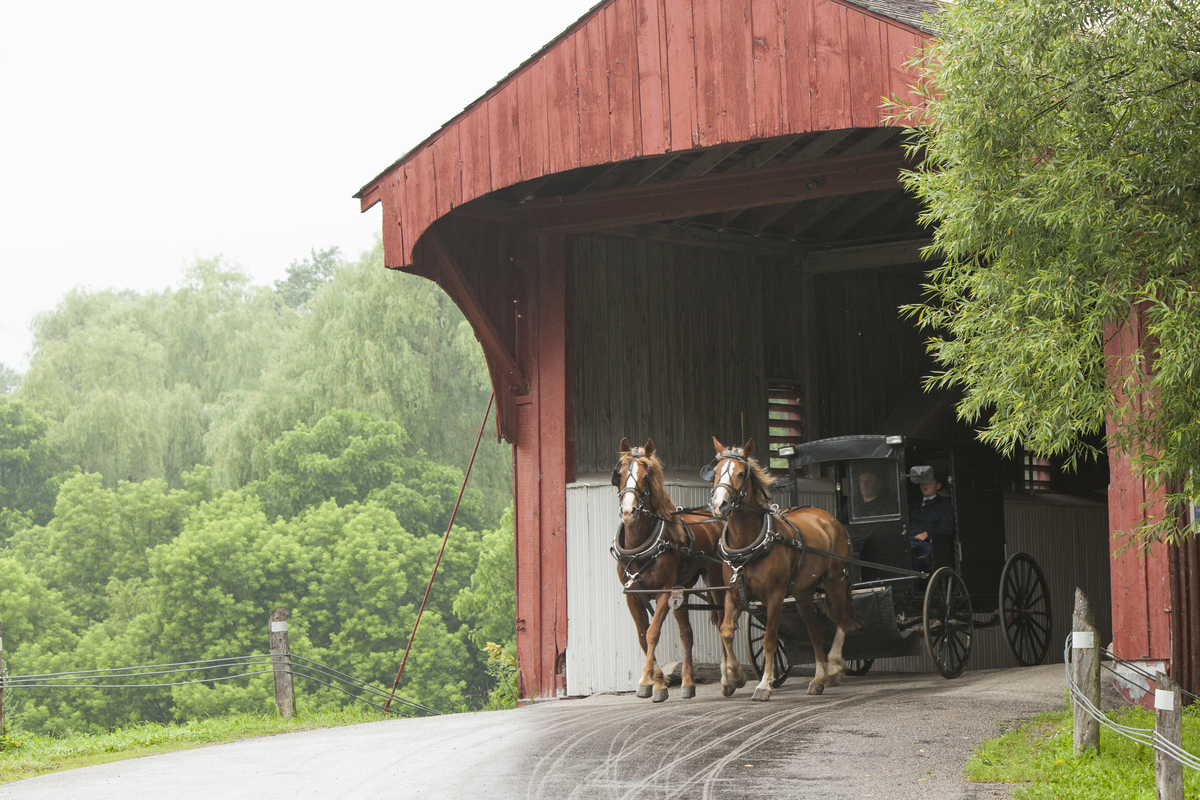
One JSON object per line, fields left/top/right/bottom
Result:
{"left": 2, "top": 655, "right": 438, "bottom": 717}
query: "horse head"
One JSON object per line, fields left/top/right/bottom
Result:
{"left": 705, "top": 436, "right": 766, "bottom": 520}
{"left": 614, "top": 437, "right": 661, "bottom": 527}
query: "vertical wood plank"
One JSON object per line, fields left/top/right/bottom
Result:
{"left": 538, "top": 233, "right": 570, "bottom": 698}
{"left": 431, "top": 128, "right": 463, "bottom": 217}
{"left": 406, "top": 149, "right": 439, "bottom": 254}
{"left": 398, "top": 167, "right": 416, "bottom": 265}
{"left": 488, "top": 82, "right": 522, "bottom": 191}
{"left": 693, "top": 0, "right": 723, "bottom": 145}
{"left": 380, "top": 170, "right": 406, "bottom": 269}
{"left": 813, "top": 0, "right": 850, "bottom": 131}
{"left": 721, "top": 0, "right": 755, "bottom": 142}
{"left": 1106, "top": 310, "right": 1152, "bottom": 659}
{"left": 886, "top": 27, "right": 924, "bottom": 113}
{"left": 546, "top": 38, "right": 582, "bottom": 173}
{"left": 577, "top": 16, "right": 612, "bottom": 167}
{"left": 635, "top": 0, "right": 670, "bottom": 154}
{"left": 514, "top": 235, "right": 542, "bottom": 698}
{"left": 460, "top": 108, "right": 492, "bottom": 202}
{"left": 848, "top": 12, "right": 886, "bottom": 128}
{"left": 752, "top": 0, "right": 787, "bottom": 139}
{"left": 517, "top": 59, "right": 550, "bottom": 181}
{"left": 606, "top": 0, "right": 642, "bottom": 161}
{"left": 782, "top": 0, "right": 815, "bottom": 133}
{"left": 664, "top": 0, "right": 698, "bottom": 150}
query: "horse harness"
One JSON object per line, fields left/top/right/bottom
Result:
{"left": 610, "top": 448, "right": 721, "bottom": 607}
{"left": 707, "top": 449, "right": 853, "bottom": 608}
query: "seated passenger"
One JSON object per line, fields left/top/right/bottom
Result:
{"left": 909, "top": 473, "right": 955, "bottom": 568}
{"left": 857, "top": 470, "right": 893, "bottom": 518}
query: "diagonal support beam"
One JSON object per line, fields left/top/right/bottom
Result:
{"left": 526, "top": 148, "right": 910, "bottom": 233}
{"left": 424, "top": 226, "right": 528, "bottom": 393}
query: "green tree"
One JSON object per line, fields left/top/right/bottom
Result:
{"left": 0, "top": 363, "right": 20, "bottom": 394}
{"left": 899, "top": 0, "right": 1200, "bottom": 541}
{"left": 274, "top": 246, "right": 341, "bottom": 308}
{"left": 18, "top": 259, "right": 292, "bottom": 488}
{"left": 453, "top": 508, "right": 516, "bottom": 652}
{"left": 206, "top": 240, "right": 511, "bottom": 519}
{"left": 0, "top": 396, "right": 61, "bottom": 541}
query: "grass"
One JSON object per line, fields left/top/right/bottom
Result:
{"left": 966, "top": 706, "right": 1200, "bottom": 799}
{"left": 0, "top": 706, "right": 391, "bottom": 785}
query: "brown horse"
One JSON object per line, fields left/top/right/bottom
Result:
{"left": 612, "top": 437, "right": 725, "bottom": 702}
{"left": 706, "top": 437, "right": 859, "bottom": 700}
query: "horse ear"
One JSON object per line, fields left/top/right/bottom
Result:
{"left": 743, "top": 438, "right": 755, "bottom": 459}
{"left": 644, "top": 438, "right": 656, "bottom": 458}
{"left": 619, "top": 437, "right": 631, "bottom": 453}
{"left": 712, "top": 436, "right": 725, "bottom": 454}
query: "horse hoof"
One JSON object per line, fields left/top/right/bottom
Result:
{"left": 722, "top": 684, "right": 736, "bottom": 697}
{"left": 751, "top": 687, "right": 771, "bottom": 702}
{"left": 652, "top": 689, "right": 668, "bottom": 703}
{"left": 680, "top": 686, "right": 696, "bottom": 699}
{"left": 636, "top": 684, "right": 653, "bottom": 698}
{"left": 807, "top": 681, "right": 825, "bottom": 696}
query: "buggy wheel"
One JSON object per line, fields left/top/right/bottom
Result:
{"left": 746, "top": 612, "right": 790, "bottom": 687}
{"left": 923, "top": 567, "right": 973, "bottom": 679}
{"left": 1000, "top": 553, "right": 1052, "bottom": 667}
{"left": 846, "top": 659, "right": 874, "bottom": 677}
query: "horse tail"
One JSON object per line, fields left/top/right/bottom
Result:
{"left": 818, "top": 515, "right": 861, "bottom": 631}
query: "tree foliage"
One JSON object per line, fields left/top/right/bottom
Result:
{"left": 0, "top": 242, "right": 516, "bottom": 733}
{"left": 900, "top": 0, "right": 1200, "bottom": 540}
{"left": 0, "top": 397, "right": 61, "bottom": 541}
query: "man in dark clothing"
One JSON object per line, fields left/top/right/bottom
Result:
{"left": 909, "top": 475, "right": 955, "bottom": 568}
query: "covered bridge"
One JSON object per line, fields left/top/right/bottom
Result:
{"left": 356, "top": 0, "right": 1188, "bottom": 700}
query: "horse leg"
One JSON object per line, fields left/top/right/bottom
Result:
{"left": 643, "top": 593, "right": 672, "bottom": 702}
{"left": 823, "top": 578, "right": 860, "bottom": 687}
{"left": 672, "top": 605, "right": 697, "bottom": 699}
{"left": 718, "top": 590, "right": 747, "bottom": 697}
{"left": 751, "top": 592, "right": 785, "bottom": 701}
{"left": 625, "top": 592, "right": 656, "bottom": 698}
{"left": 794, "top": 595, "right": 830, "bottom": 695}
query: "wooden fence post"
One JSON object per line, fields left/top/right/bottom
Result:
{"left": 1072, "top": 588, "right": 1101, "bottom": 755}
{"left": 1155, "top": 671, "right": 1183, "bottom": 800}
{"left": 1, "top": 619, "right": 6, "bottom": 738}
{"left": 269, "top": 607, "right": 295, "bottom": 719}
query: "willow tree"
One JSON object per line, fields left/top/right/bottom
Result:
{"left": 901, "top": 0, "right": 1200, "bottom": 541}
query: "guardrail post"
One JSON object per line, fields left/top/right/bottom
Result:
{"left": 269, "top": 607, "right": 295, "bottom": 719}
{"left": 1072, "top": 588, "right": 1100, "bottom": 754}
{"left": 1155, "top": 671, "right": 1183, "bottom": 800}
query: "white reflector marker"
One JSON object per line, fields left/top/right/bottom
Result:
{"left": 1156, "top": 688, "right": 1175, "bottom": 711}
{"left": 270, "top": 621, "right": 288, "bottom": 633}
{"left": 1072, "top": 631, "right": 1094, "bottom": 649}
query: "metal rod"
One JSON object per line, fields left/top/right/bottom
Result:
{"left": 384, "top": 392, "right": 494, "bottom": 712}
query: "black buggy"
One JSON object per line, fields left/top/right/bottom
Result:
{"left": 742, "top": 434, "right": 1053, "bottom": 681}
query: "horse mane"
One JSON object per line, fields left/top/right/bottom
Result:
{"left": 744, "top": 456, "right": 774, "bottom": 507}
{"left": 619, "top": 451, "right": 677, "bottom": 520}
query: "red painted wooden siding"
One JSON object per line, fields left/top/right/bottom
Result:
{"left": 1106, "top": 306, "right": 1172, "bottom": 663}
{"left": 359, "top": 0, "right": 931, "bottom": 268}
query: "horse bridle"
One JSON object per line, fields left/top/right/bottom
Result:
{"left": 702, "top": 449, "right": 760, "bottom": 513}
{"left": 612, "top": 447, "right": 653, "bottom": 518}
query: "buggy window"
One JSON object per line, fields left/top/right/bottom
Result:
{"left": 848, "top": 460, "right": 901, "bottom": 521}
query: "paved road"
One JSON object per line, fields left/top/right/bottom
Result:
{"left": 4, "top": 665, "right": 1066, "bottom": 800}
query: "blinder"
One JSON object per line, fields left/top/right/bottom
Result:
{"left": 699, "top": 462, "right": 716, "bottom": 482}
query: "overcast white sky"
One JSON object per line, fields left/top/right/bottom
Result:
{"left": 0, "top": 0, "right": 599, "bottom": 371}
